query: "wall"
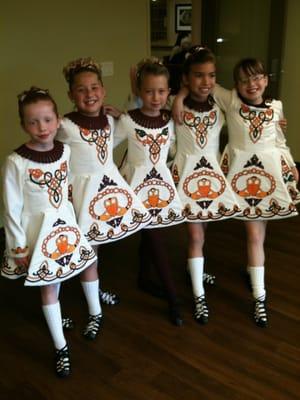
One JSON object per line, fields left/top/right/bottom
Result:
{"left": 280, "top": 0, "right": 300, "bottom": 161}
{"left": 0, "top": 0, "right": 150, "bottom": 225}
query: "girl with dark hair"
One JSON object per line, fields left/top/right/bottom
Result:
{"left": 170, "top": 46, "right": 240, "bottom": 324}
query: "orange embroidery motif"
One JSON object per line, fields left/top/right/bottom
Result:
{"left": 135, "top": 128, "right": 169, "bottom": 164}
{"left": 12, "top": 246, "right": 28, "bottom": 255}
{"left": 239, "top": 104, "right": 273, "bottom": 143}
{"left": 183, "top": 110, "right": 217, "bottom": 148}
{"left": 29, "top": 161, "right": 68, "bottom": 208}
{"left": 80, "top": 125, "right": 111, "bottom": 164}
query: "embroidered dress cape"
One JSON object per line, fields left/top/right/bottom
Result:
{"left": 214, "top": 85, "right": 300, "bottom": 220}
{"left": 1, "top": 141, "right": 96, "bottom": 286}
{"left": 114, "top": 109, "right": 185, "bottom": 228}
{"left": 57, "top": 111, "right": 151, "bottom": 244}
{"left": 171, "top": 95, "right": 241, "bottom": 221}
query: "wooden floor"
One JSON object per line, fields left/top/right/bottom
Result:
{"left": 0, "top": 213, "right": 299, "bottom": 400}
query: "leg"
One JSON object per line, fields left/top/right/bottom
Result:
{"left": 244, "top": 221, "right": 268, "bottom": 327}
{"left": 187, "top": 223, "right": 209, "bottom": 324}
{"left": 187, "top": 222, "right": 215, "bottom": 285}
{"left": 55, "top": 283, "right": 74, "bottom": 330}
{"left": 137, "top": 231, "right": 166, "bottom": 299}
{"left": 95, "top": 245, "right": 120, "bottom": 306}
{"left": 80, "top": 260, "right": 103, "bottom": 339}
{"left": 142, "top": 229, "right": 183, "bottom": 326}
{"left": 41, "top": 284, "right": 70, "bottom": 377}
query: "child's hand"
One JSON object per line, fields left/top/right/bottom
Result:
{"left": 291, "top": 166, "right": 299, "bottom": 183}
{"left": 103, "top": 105, "right": 122, "bottom": 119}
{"left": 172, "top": 96, "right": 185, "bottom": 124}
{"left": 279, "top": 118, "right": 287, "bottom": 133}
{"left": 15, "top": 255, "right": 30, "bottom": 269}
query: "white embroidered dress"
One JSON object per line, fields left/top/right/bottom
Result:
{"left": 172, "top": 96, "right": 241, "bottom": 221}
{"left": 214, "top": 85, "right": 300, "bottom": 220}
{"left": 57, "top": 111, "right": 151, "bottom": 244}
{"left": 114, "top": 109, "right": 185, "bottom": 228}
{"left": 1, "top": 141, "right": 96, "bottom": 286}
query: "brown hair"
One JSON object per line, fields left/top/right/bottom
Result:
{"left": 233, "top": 58, "right": 267, "bottom": 84}
{"left": 183, "top": 46, "right": 216, "bottom": 75}
{"left": 136, "top": 57, "right": 169, "bottom": 90}
{"left": 18, "top": 86, "right": 59, "bottom": 125}
{"left": 63, "top": 57, "right": 102, "bottom": 89}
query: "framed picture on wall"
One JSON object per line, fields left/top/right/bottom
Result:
{"left": 175, "top": 4, "right": 192, "bottom": 32}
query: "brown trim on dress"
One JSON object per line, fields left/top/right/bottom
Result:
{"left": 238, "top": 93, "right": 273, "bottom": 108}
{"left": 184, "top": 95, "right": 215, "bottom": 112}
{"left": 15, "top": 141, "right": 64, "bottom": 163}
{"left": 128, "top": 109, "right": 171, "bottom": 128}
{"left": 64, "top": 109, "right": 108, "bottom": 129}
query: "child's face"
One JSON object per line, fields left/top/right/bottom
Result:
{"left": 68, "top": 71, "right": 106, "bottom": 117}
{"left": 236, "top": 69, "right": 268, "bottom": 105}
{"left": 139, "top": 74, "right": 170, "bottom": 116}
{"left": 22, "top": 100, "right": 60, "bottom": 151}
{"left": 184, "top": 62, "right": 216, "bottom": 102}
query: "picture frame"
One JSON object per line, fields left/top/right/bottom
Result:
{"left": 175, "top": 4, "right": 192, "bottom": 32}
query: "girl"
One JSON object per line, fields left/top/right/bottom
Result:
{"left": 1, "top": 87, "right": 102, "bottom": 378}
{"left": 174, "top": 56, "right": 300, "bottom": 327}
{"left": 170, "top": 46, "right": 241, "bottom": 324}
{"left": 114, "top": 58, "right": 186, "bottom": 326}
{"left": 57, "top": 58, "right": 151, "bottom": 305}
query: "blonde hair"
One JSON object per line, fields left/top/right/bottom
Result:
{"left": 63, "top": 57, "right": 102, "bottom": 89}
{"left": 136, "top": 57, "right": 169, "bottom": 90}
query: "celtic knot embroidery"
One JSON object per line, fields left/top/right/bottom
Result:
{"left": 135, "top": 127, "right": 169, "bottom": 164}
{"left": 183, "top": 110, "right": 217, "bottom": 149}
{"left": 80, "top": 125, "right": 111, "bottom": 164}
{"left": 29, "top": 161, "right": 68, "bottom": 208}
{"left": 239, "top": 104, "right": 273, "bottom": 143}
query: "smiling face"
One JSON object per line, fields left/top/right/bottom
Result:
{"left": 139, "top": 74, "right": 170, "bottom": 117}
{"left": 184, "top": 62, "right": 216, "bottom": 102}
{"left": 236, "top": 70, "right": 268, "bottom": 105}
{"left": 22, "top": 100, "right": 60, "bottom": 151}
{"left": 68, "top": 71, "right": 106, "bottom": 117}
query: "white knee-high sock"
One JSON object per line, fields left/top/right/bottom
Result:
{"left": 247, "top": 266, "right": 266, "bottom": 300}
{"left": 188, "top": 257, "right": 205, "bottom": 297}
{"left": 42, "top": 302, "right": 66, "bottom": 350}
{"left": 81, "top": 280, "right": 102, "bottom": 316}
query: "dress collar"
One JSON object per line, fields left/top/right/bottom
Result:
{"left": 184, "top": 95, "right": 215, "bottom": 112}
{"left": 128, "top": 109, "right": 171, "bottom": 128}
{"left": 65, "top": 109, "right": 109, "bottom": 129}
{"left": 15, "top": 140, "right": 64, "bottom": 163}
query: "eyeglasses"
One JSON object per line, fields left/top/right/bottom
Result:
{"left": 238, "top": 74, "right": 266, "bottom": 85}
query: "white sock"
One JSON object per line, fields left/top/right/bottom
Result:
{"left": 248, "top": 266, "right": 266, "bottom": 300}
{"left": 188, "top": 257, "right": 205, "bottom": 297}
{"left": 81, "top": 280, "right": 102, "bottom": 316}
{"left": 42, "top": 302, "right": 66, "bottom": 350}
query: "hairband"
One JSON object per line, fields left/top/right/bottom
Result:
{"left": 63, "top": 57, "right": 101, "bottom": 82}
{"left": 185, "top": 45, "right": 207, "bottom": 60}
{"left": 18, "top": 87, "right": 49, "bottom": 102}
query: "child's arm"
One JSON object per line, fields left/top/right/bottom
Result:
{"left": 275, "top": 103, "right": 299, "bottom": 182}
{"left": 171, "top": 86, "right": 189, "bottom": 124}
{"left": 2, "top": 156, "right": 30, "bottom": 267}
{"left": 113, "top": 114, "right": 129, "bottom": 149}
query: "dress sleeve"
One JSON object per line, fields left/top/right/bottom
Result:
{"left": 212, "top": 84, "right": 233, "bottom": 112}
{"left": 168, "top": 120, "right": 177, "bottom": 160}
{"left": 2, "top": 155, "right": 29, "bottom": 258}
{"left": 113, "top": 114, "right": 129, "bottom": 148}
{"left": 275, "top": 101, "right": 296, "bottom": 167}
{"left": 56, "top": 118, "right": 72, "bottom": 144}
